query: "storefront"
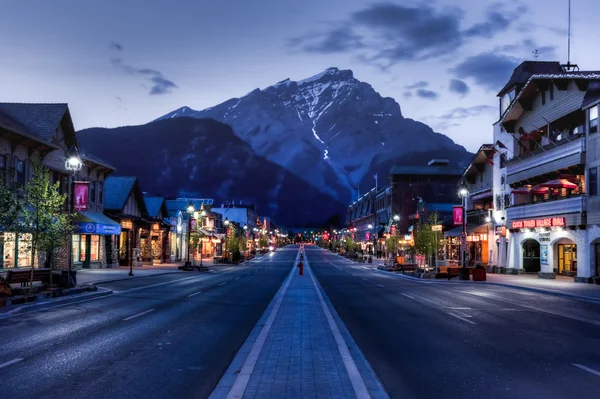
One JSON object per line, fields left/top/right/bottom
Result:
{"left": 73, "top": 212, "right": 122, "bottom": 269}
{"left": 0, "top": 233, "right": 33, "bottom": 269}
{"left": 117, "top": 219, "right": 143, "bottom": 267}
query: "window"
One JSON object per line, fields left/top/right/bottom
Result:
{"left": 549, "top": 84, "right": 554, "bottom": 100}
{"left": 90, "top": 181, "right": 96, "bottom": 204}
{"left": 72, "top": 235, "right": 80, "bottom": 263}
{"left": 500, "top": 153, "right": 507, "bottom": 168}
{"left": 590, "top": 106, "right": 598, "bottom": 134}
{"left": 97, "top": 182, "right": 103, "bottom": 204}
{"left": 80, "top": 235, "right": 87, "bottom": 262}
{"left": 16, "top": 159, "right": 25, "bottom": 184}
{"left": 541, "top": 90, "right": 546, "bottom": 105}
{"left": 590, "top": 167, "right": 598, "bottom": 196}
{"left": 90, "top": 235, "right": 100, "bottom": 261}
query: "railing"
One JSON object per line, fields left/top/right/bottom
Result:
{"left": 506, "top": 134, "right": 585, "bottom": 185}
{"left": 507, "top": 195, "right": 584, "bottom": 220}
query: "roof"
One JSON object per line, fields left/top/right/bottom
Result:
{"left": 0, "top": 103, "right": 68, "bottom": 141}
{"left": 582, "top": 80, "right": 600, "bottom": 109}
{"left": 82, "top": 152, "right": 116, "bottom": 171}
{"left": 463, "top": 144, "right": 494, "bottom": 178}
{"left": 104, "top": 177, "right": 137, "bottom": 211}
{"left": 143, "top": 195, "right": 165, "bottom": 218}
{"left": 165, "top": 198, "right": 212, "bottom": 217}
{"left": 497, "top": 61, "right": 564, "bottom": 97}
{"left": 389, "top": 165, "right": 464, "bottom": 176}
{"left": 501, "top": 72, "right": 600, "bottom": 125}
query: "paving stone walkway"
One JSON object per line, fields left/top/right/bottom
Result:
{"left": 242, "top": 264, "right": 357, "bottom": 399}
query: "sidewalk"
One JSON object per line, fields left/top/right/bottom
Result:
{"left": 76, "top": 263, "right": 185, "bottom": 285}
{"left": 211, "top": 255, "right": 386, "bottom": 399}
{"left": 484, "top": 273, "right": 600, "bottom": 300}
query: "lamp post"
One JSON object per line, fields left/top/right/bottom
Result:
{"left": 198, "top": 209, "right": 206, "bottom": 267}
{"left": 458, "top": 184, "right": 469, "bottom": 280}
{"left": 65, "top": 154, "right": 82, "bottom": 283}
{"left": 186, "top": 203, "right": 195, "bottom": 266}
{"left": 243, "top": 224, "right": 248, "bottom": 255}
{"left": 367, "top": 224, "right": 374, "bottom": 255}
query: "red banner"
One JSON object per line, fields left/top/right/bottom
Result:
{"left": 73, "top": 182, "right": 89, "bottom": 211}
{"left": 453, "top": 206, "right": 463, "bottom": 225}
{"left": 390, "top": 225, "right": 396, "bottom": 235}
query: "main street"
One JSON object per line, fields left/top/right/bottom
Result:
{"left": 0, "top": 249, "right": 296, "bottom": 399}
{"left": 1, "top": 245, "right": 600, "bottom": 399}
{"left": 308, "top": 247, "right": 600, "bottom": 399}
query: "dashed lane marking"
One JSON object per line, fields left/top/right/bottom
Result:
{"left": 445, "top": 311, "right": 477, "bottom": 325}
{"left": 0, "top": 358, "right": 24, "bottom": 369}
{"left": 401, "top": 293, "right": 415, "bottom": 300}
{"left": 377, "top": 284, "right": 384, "bottom": 288}
{"left": 218, "top": 282, "right": 227, "bottom": 286}
{"left": 235, "top": 277, "right": 240, "bottom": 280}
{"left": 123, "top": 309, "right": 155, "bottom": 321}
{"left": 187, "top": 292, "right": 202, "bottom": 298}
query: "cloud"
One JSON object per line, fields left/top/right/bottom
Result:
{"left": 415, "top": 89, "right": 439, "bottom": 100}
{"left": 404, "top": 81, "right": 428, "bottom": 89}
{"left": 111, "top": 58, "right": 178, "bottom": 96}
{"left": 403, "top": 91, "right": 412, "bottom": 99}
{"left": 450, "top": 52, "right": 520, "bottom": 91}
{"left": 289, "top": 2, "right": 524, "bottom": 66}
{"left": 449, "top": 79, "right": 469, "bottom": 95}
{"left": 115, "top": 96, "right": 122, "bottom": 101}
{"left": 494, "top": 39, "right": 557, "bottom": 60}
{"left": 109, "top": 41, "right": 123, "bottom": 51}
{"left": 440, "top": 105, "right": 496, "bottom": 119}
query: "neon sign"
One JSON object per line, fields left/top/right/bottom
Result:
{"left": 511, "top": 217, "right": 565, "bottom": 229}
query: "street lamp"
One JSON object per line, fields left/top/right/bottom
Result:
{"left": 224, "top": 217, "right": 230, "bottom": 226}
{"left": 65, "top": 153, "right": 82, "bottom": 282}
{"left": 458, "top": 183, "right": 469, "bottom": 280}
{"left": 186, "top": 202, "right": 195, "bottom": 266}
{"left": 198, "top": 208, "right": 206, "bottom": 267}
{"left": 393, "top": 214, "right": 400, "bottom": 222}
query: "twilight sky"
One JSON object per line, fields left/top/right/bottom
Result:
{"left": 1, "top": 0, "right": 598, "bottom": 152}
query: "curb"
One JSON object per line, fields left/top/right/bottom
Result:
{"left": 87, "top": 271, "right": 183, "bottom": 286}
{"left": 373, "top": 268, "right": 600, "bottom": 303}
{"left": 0, "top": 289, "right": 113, "bottom": 319}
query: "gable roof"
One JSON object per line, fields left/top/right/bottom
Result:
{"left": 497, "top": 61, "right": 564, "bottom": 97}
{"left": 143, "top": 195, "right": 166, "bottom": 218}
{"left": 165, "top": 198, "right": 213, "bottom": 217}
{"left": 104, "top": 176, "right": 137, "bottom": 211}
{"left": 0, "top": 103, "right": 69, "bottom": 141}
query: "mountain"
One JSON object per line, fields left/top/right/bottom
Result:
{"left": 77, "top": 118, "right": 346, "bottom": 226}
{"left": 156, "top": 67, "right": 471, "bottom": 203}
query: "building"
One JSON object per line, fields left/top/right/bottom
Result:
{"left": 0, "top": 103, "right": 119, "bottom": 270}
{"left": 211, "top": 204, "right": 257, "bottom": 231}
{"left": 104, "top": 177, "right": 149, "bottom": 267}
{"left": 165, "top": 198, "right": 215, "bottom": 262}
{"left": 142, "top": 195, "right": 171, "bottom": 264}
{"left": 445, "top": 145, "right": 495, "bottom": 266}
{"left": 345, "top": 188, "right": 378, "bottom": 253}
{"left": 494, "top": 60, "right": 600, "bottom": 282}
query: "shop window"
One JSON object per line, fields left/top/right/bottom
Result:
{"left": 590, "top": 167, "right": 598, "bottom": 196}
{"left": 80, "top": 235, "right": 87, "bottom": 262}
{"left": 1, "top": 233, "right": 16, "bottom": 268}
{"left": 17, "top": 233, "right": 32, "bottom": 267}
{"left": 591, "top": 106, "right": 599, "bottom": 134}
{"left": 72, "top": 235, "right": 80, "bottom": 263}
{"left": 558, "top": 244, "right": 577, "bottom": 273}
{"left": 90, "top": 235, "right": 100, "bottom": 261}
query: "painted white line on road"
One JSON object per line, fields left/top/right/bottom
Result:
{"left": 377, "top": 284, "right": 385, "bottom": 287}
{"left": 123, "top": 309, "right": 155, "bottom": 321}
{"left": 224, "top": 252, "right": 299, "bottom": 399}
{"left": 362, "top": 278, "right": 368, "bottom": 281}
{"left": 445, "top": 307, "right": 472, "bottom": 310}
{"left": 361, "top": 266, "right": 370, "bottom": 270}
{"left": 0, "top": 358, "right": 24, "bottom": 369}
{"left": 306, "top": 256, "right": 371, "bottom": 399}
{"left": 235, "top": 277, "right": 240, "bottom": 280}
{"left": 401, "top": 293, "right": 415, "bottom": 300}
{"left": 446, "top": 311, "right": 476, "bottom": 325}
{"left": 187, "top": 292, "right": 202, "bottom": 298}
{"left": 218, "top": 282, "right": 227, "bottom": 286}
{"left": 573, "top": 363, "right": 600, "bottom": 377}
{"left": 245, "top": 273, "right": 250, "bottom": 276}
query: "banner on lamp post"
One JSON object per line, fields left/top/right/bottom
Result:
{"left": 453, "top": 206, "right": 463, "bottom": 225}
{"left": 73, "top": 182, "right": 89, "bottom": 211}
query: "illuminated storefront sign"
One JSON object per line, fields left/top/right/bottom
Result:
{"left": 511, "top": 217, "right": 565, "bottom": 229}
{"left": 121, "top": 220, "right": 133, "bottom": 229}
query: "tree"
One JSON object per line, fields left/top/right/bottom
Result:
{"left": 412, "top": 212, "right": 441, "bottom": 269}
{"left": 22, "top": 157, "right": 72, "bottom": 290}
{"left": 343, "top": 237, "right": 356, "bottom": 253}
{"left": 226, "top": 228, "right": 241, "bottom": 262}
{"left": 0, "top": 164, "right": 25, "bottom": 245}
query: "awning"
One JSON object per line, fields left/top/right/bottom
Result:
{"left": 541, "top": 179, "right": 578, "bottom": 189}
{"left": 74, "top": 212, "right": 121, "bottom": 235}
{"left": 472, "top": 190, "right": 492, "bottom": 201}
{"left": 530, "top": 185, "right": 549, "bottom": 195}
{"left": 512, "top": 186, "right": 531, "bottom": 195}
{"left": 444, "top": 224, "right": 488, "bottom": 237}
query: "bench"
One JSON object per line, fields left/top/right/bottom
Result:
{"left": 5, "top": 268, "right": 51, "bottom": 287}
{"left": 213, "top": 256, "right": 224, "bottom": 264}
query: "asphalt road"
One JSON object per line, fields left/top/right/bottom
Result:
{"left": 0, "top": 248, "right": 297, "bottom": 399}
{"left": 307, "top": 246, "right": 600, "bottom": 399}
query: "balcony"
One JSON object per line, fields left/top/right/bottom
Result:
{"left": 507, "top": 195, "right": 585, "bottom": 225}
{"left": 506, "top": 134, "right": 585, "bottom": 185}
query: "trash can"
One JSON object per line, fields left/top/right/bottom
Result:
{"left": 473, "top": 265, "right": 486, "bottom": 281}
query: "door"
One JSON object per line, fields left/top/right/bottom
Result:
{"left": 522, "top": 239, "right": 540, "bottom": 273}
{"left": 82, "top": 236, "right": 91, "bottom": 269}
{"left": 595, "top": 244, "right": 600, "bottom": 277}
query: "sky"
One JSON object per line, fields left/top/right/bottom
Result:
{"left": 0, "top": 0, "right": 599, "bottom": 152}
